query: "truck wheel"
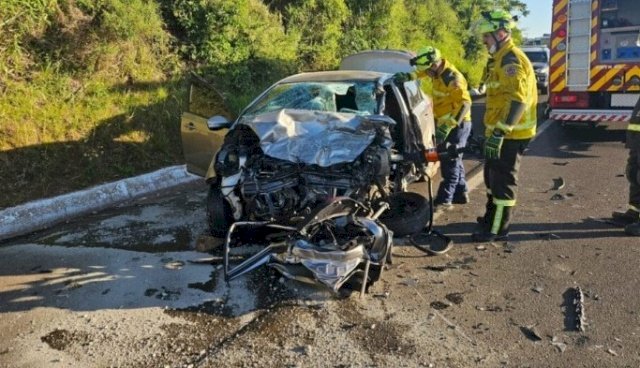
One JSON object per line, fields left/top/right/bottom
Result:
{"left": 206, "top": 184, "right": 234, "bottom": 237}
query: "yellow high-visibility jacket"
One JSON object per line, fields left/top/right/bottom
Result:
{"left": 415, "top": 59, "right": 472, "bottom": 127}
{"left": 483, "top": 39, "right": 537, "bottom": 139}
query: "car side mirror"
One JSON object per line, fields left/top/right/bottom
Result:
{"left": 207, "top": 115, "right": 232, "bottom": 130}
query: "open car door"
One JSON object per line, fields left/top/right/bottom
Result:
{"left": 180, "top": 73, "right": 235, "bottom": 177}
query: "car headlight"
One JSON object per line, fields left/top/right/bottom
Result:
{"left": 215, "top": 145, "right": 240, "bottom": 176}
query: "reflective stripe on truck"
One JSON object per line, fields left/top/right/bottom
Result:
{"left": 550, "top": 109, "right": 632, "bottom": 122}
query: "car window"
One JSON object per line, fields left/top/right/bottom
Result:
{"left": 243, "top": 81, "right": 377, "bottom": 116}
{"left": 524, "top": 51, "right": 548, "bottom": 63}
{"left": 188, "top": 83, "right": 232, "bottom": 118}
{"left": 402, "top": 81, "right": 424, "bottom": 110}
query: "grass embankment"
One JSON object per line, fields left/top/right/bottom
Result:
{"left": 0, "top": 1, "right": 185, "bottom": 208}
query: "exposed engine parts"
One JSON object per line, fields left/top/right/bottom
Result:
{"left": 236, "top": 146, "right": 391, "bottom": 222}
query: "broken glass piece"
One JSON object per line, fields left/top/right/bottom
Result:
{"left": 550, "top": 177, "right": 565, "bottom": 191}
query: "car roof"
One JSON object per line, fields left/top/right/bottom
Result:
{"left": 339, "top": 50, "right": 416, "bottom": 73}
{"left": 278, "top": 70, "right": 387, "bottom": 84}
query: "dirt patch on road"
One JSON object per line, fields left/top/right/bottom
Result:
{"left": 41, "top": 329, "right": 91, "bottom": 351}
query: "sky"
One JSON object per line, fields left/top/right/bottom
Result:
{"left": 519, "top": 0, "right": 553, "bottom": 38}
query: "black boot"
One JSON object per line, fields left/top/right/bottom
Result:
{"left": 453, "top": 192, "right": 470, "bottom": 204}
{"left": 612, "top": 208, "right": 640, "bottom": 226}
{"left": 476, "top": 194, "right": 494, "bottom": 225}
{"left": 625, "top": 222, "right": 640, "bottom": 236}
{"left": 472, "top": 205, "right": 512, "bottom": 242}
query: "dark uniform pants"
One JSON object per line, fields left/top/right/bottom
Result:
{"left": 626, "top": 145, "right": 640, "bottom": 208}
{"left": 483, "top": 139, "right": 530, "bottom": 201}
{"left": 481, "top": 139, "right": 530, "bottom": 234}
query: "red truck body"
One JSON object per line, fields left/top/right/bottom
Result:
{"left": 549, "top": 0, "right": 640, "bottom": 123}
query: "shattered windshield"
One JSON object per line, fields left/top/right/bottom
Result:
{"left": 243, "top": 81, "right": 378, "bottom": 116}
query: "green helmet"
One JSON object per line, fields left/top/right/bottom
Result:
{"left": 410, "top": 46, "right": 441, "bottom": 69}
{"left": 474, "top": 9, "right": 517, "bottom": 34}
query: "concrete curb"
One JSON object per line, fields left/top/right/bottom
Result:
{"left": 0, "top": 165, "right": 201, "bottom": 242}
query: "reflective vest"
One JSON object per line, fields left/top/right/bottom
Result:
{"left": 484, "top": 39, "right": 537, "bottom": 139}
{"left": 416, "top": 59, "right": 472, "bottom": 126}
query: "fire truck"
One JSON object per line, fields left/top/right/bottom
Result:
{"left": 548, "top": 0, "right": 640, "bottom": 125}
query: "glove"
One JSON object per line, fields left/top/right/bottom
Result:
{"left": 484, "top": 130, "right": 504, "bottom": 160}
{"left": 435, "top": 123, "right": 454, "bottom": 144}
{"left": 393, "top": 72, "right": 411, "bottom": 84}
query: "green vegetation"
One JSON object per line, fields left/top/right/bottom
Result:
{"left": 0, "top": 0, "right": 527, "bottom": 208}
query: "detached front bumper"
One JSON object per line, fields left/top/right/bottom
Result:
{"left": 223, "top": 197, "right": 393, "bottom": 295}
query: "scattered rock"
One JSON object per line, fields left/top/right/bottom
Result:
{"left": 445, "top": 293, "right": 464, "bottom": 305}
{"left": 373, "top": 292, "right": 390, "bottom": 299}
{"left": 532, "top": 286, "right": 544, "bottom": 293}
{"left": 424, "top": 266, "right": 448, "bottom": 272}
{"left": 430, "top": 301, "right": 450, "bottom": 310}
{"left": 520, "top": 326, "right": 542, "bottom": 341}
{"left": 549, "top": 177, "right": 565, "bottom": 191}
{"left": 292, "top": 345, "right": 311, "bottom": 355}
{"left": 476, "top": 305, "right": 503, "bottom": 312}
{"left": 550, "top": 193, "right": 567, "bottom": 201}
{"left": 551, "top": 341, "right": 567, "bottom": 353}
{"left": 341, "top": 323, "right": 356, "bottom": 330}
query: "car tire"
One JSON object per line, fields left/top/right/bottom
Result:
{"left": 207, "top": 184, "right": 234, "bottom": 237}
{"left": 378, "top": 192, "right": 430, "bottom": 237}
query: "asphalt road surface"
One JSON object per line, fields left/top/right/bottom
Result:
{"left": 4, "top": 94, "right": 640, "bottom": 368}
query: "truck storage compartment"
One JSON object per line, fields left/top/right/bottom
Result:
{"left": 600, "top": 0, "right": 640, "bottom": 62}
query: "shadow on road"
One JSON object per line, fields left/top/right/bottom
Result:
{"left": 429, "top": 217, "right": 625, "bottom": 245}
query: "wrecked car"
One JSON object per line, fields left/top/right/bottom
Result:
{"left": 182, "top": 51, "right": 436, "bottom": 237}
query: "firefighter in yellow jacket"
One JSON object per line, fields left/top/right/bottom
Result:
{"left": 471, "top": 9, "right": 538, "bottom": 242}
{"left": 393, "top": 47, "right": 473, "bottom": 207}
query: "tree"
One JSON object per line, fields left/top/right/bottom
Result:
{"left": 285, "top": 0, "right": 350, "bottom": 70}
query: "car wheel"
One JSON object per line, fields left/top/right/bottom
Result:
{"left": 207, "top": 184, "right": 234, "bottom": 237}
{"left": 378, "top": 192, "right": 430, "bottom": 237}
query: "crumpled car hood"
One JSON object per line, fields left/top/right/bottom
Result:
{"left": 236, "top": 109, "right": 394, "bottom": 167}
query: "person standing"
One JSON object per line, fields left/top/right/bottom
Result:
{"left": 394, "top": 46, "right": 473, "bottom": 208}
{"left": 471, "top": 10, "right": 538, "bottom": 242}
{"left": 612, "top": 97, "right": 640, "bottom": 236}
